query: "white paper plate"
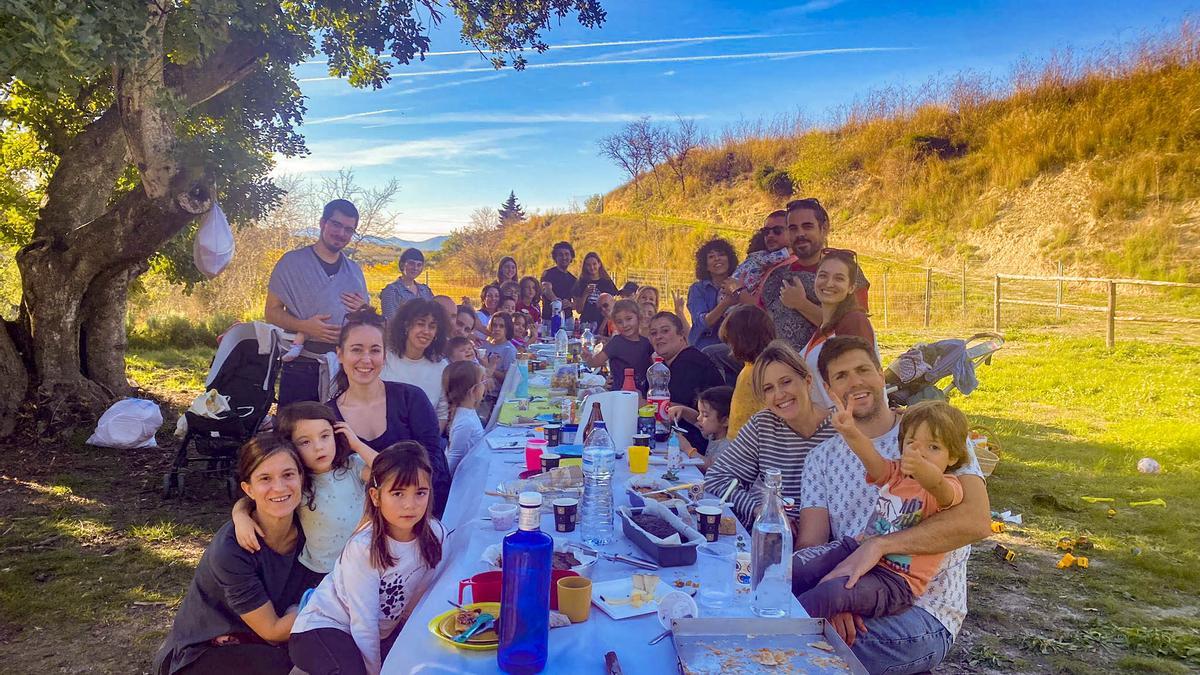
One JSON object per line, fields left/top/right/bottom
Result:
{"left": 591, "top": 577, "right": 674, "bottom": 620}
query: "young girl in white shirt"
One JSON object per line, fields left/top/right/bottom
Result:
{"left": 443, "top": 360, "right": 487, "bottom": 475}
{"left": 290, "top": 442, "right": 445, "bottom": 675}
{"left": 232, "top": 402, "right": 378, "bottom": 578}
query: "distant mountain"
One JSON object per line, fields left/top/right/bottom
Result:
{"left": 363, "top": 234, "right": 449, "bottom": 251}
{"left": 295, "top": 228, "right": 449, "bottom": 251}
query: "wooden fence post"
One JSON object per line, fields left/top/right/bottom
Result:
{"left": 923, "top": 268, "right": 933, "bottom": 328}
{"left": 961, "top": 260, "right": 968, "bottom": 326}
{"left": 1056, "top": 261, "right": 1064, "bottom": 321}
{"left": 882, "top": 270, "right": 889, "bottom": 329}
{"left": 993, "top": 275, "right": 1001, "bottom": 333}
{"left": 1107, "top": 281, "right": 1116, "bottom": 349}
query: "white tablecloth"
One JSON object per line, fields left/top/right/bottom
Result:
{"left": 384, "top": 368, "right": 805, "bottom": 674}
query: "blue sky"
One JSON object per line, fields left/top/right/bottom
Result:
{"left": 279, "top": 0, "right": 1198, "bottom": 238}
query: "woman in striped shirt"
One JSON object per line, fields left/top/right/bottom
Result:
{"left": 705, "top": 340, "right": 836, "bottom": 529}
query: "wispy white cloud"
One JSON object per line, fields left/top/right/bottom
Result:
{"left": 773, "top": 0, "right": 847, "bottom": 16}
{"left": 307, "top": 109, "right": 401, "bottom": 125}
{"left": 274, "top": 128, "right": 538, "bottom": 173}
{"left": 355, "top": 111, "right": 705, "bottom": 129}
{"left": 298, "top": 33, "right": 804, "bottom": 66}
{"left": 662, "top": 70, "right": 676, "bottom": 76}
{"left": 390, "top": 73, "right": 509, "bottom": 97}
{"left": 576, "top": 81, "right": 592, "bottom": 88}
{"left": 299, "top": 47, "right": 912, "bottom": 83}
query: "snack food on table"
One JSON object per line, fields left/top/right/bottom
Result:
{"left": 719, "top": 516, "right": 737, "bottom": 536}
{"left": 605, "top": 573, "right": 661, "bottom": 608}
{"left": 631, "top": 513, "right": 677, "bottom": 539}
{"left": 552, "top": 551, "right": 581, "bottom": 570}
{"left": 750, "top": 648, "right": 794, "bottom": 667}
{"left": 452, "top": 609, "right": 482, "bottom": 635}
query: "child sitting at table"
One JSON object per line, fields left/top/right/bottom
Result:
{"left": 792, "top": 399, "right": 968, "bottom": 619}
{"left": 443, "top": 360, "right": 487, "bottom": 475}
{"left": 510, "top": 311, "right": 530, "bottom": 349}
{"left": 583, "top": 299, "right": 654, "bottom": 393}
{"left": 668, "top": 386, "right": 733, "bottom": 472}
{"left": 290, "top": 443, "right": 445, "bottom": 675}
{"left": 446, "top": 336, "right": 477, "bottom": 364}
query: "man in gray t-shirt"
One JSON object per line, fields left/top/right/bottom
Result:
{"left": 266, "top": 199, "right": 369, "bottom": 405}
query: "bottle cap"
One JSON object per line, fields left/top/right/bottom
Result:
{"left": 518, "top": 491, "right": 543, "bottom": 507}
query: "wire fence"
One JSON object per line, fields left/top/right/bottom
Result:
{"left": 376, "top": 256, "right": 1199, "bottom": 347}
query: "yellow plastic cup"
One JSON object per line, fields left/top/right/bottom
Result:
{"left": 628, "top": 445, "right": 650, "bottom": 473}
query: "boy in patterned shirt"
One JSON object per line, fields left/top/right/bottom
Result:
{"left": 792, "top": 399, "right": 969, "bottom": 618}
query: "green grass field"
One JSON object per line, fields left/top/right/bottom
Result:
{"left": 0, "top": 331, "right": 1196, "bottom": 672}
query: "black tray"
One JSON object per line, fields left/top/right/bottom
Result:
{"left": 618, "top": 507, "right": 702, "bottom": 567}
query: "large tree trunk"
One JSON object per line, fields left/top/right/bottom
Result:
{"left": 0, "top": 321, "right": 30, "bottom": 437}
{"left": 0, "top": 5, "right": 267, "bottom": 438}
{"left": 81, "top": 263, "right": 147, "bottom": 397}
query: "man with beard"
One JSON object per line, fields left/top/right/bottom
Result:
{"left": 648, "top": 312, "right": 725, "bottom": 454}
{"left": 540, "top": 241, "right": 577, "bottom": 318}
{"left": 761, "top": 199, "right": 869, "bottom": 353}
{"left": 796, "top": 336, "right": 991, "bottom": 674}
{"left": 266, "top": 199, "right": 370, "bottom": 405}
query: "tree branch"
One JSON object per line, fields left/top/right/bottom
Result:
{"left": 36, "top": 108, "right": 130, "bottom": 239}
{"left": 164, "top": 36, "right": 269, "bottom": 109}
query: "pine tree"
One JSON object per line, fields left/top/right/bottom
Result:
{"left": 497, "top": 191, "right": 527, "bottom": 226}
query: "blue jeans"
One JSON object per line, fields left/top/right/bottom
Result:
{"left": 851, "top": 605, "right": 953, "bottom": 675}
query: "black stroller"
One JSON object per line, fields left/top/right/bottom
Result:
{"left": 162, "top": 323, "right": 282, "bottom": 499}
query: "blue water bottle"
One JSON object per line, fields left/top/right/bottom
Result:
{"left": 497, "top": 492, "right": 553, "bottom": 673}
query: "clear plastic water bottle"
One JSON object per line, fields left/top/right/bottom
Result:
{"left": 666, "top": 432, "right": 683, "bottom": 475}
{"left": 581, "top": 326, "right": 595, "bottom": 356}
{"left": 646, "top": 357, "right": 672, "bottom": 443}
{"left": 580, "top": 421, "right": 616, "bottom": 546}
{"left": 555, "top": 328, "right": 569, "bottom": 359}
{"left": 498, "top": 492, "right": 553, "bottom": 673}
{"left": 751, "top": 468, "right": 793, "bottom": 618}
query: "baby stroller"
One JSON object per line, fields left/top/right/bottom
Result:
{"left": 162, "top": 322, "right": 283, "bottom": 500}
{"left": 884, "top": 332, "right": 1005, "bottom": 407}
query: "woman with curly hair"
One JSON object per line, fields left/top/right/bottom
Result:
{"left": 686, "top": 238, "right": 747, "bottom": 350}
{"left": 381, "top": 298, "right": 450, "bottom": 432}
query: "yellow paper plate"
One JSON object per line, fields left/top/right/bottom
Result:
{"left": 427, "top": 602, "right": 502, "bottom": 651}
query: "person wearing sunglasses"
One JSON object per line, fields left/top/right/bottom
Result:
{"left": 761, "top": 198, "right": 871, "bottom": 354}
{"left": 802, "top": 248, "right": 876, "bottom": 410}
{"left": 267, "top": 199, "right": 371, "bottom": 406}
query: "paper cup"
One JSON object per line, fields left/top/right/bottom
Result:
{"left": 544, "top": 423, "right": 562, "bottom": 447}
{"left": 697, "top": 505, "right": 722, "bottom": 542}
{"left": 540, "top": 452, "right": 562, "bottom": 472}
{"left": 556, "top": 575, "right": 592, "bottom": 623}
{"left": 553, "top": 497, "right": 578, "bottom": 533}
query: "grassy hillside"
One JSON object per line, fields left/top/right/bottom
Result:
{"left": 438, "top": 23, "right": 1200, "bottom": 284}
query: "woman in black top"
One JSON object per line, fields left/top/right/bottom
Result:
{"left": 572, "top": 252, "right": 619, "bottom": 327}
{"left": 328, "top": 310, "right": 449, "bottom": 516}
{"left": 154, "top": 435, "right": 319, "bottom": 675}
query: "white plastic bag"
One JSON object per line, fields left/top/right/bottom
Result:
{"left": 87, "top": 398, "right": 163, "bottom": 449}
{"left": 174, "top": 389, "right": 232, "bottom": 437}
{"left": 193, "top": 202, "right": 234, "bottom": 278}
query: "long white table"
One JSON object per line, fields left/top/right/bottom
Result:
{"left": 384, "top": 369, "right": 805, "bottom": 674}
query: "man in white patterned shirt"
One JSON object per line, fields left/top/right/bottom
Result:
{"left": 797, "top": 336, "right": 992, "bottom": 674}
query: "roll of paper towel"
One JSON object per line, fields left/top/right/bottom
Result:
{"left": 577, "top": 390, "right": 639, "bottom": 451}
